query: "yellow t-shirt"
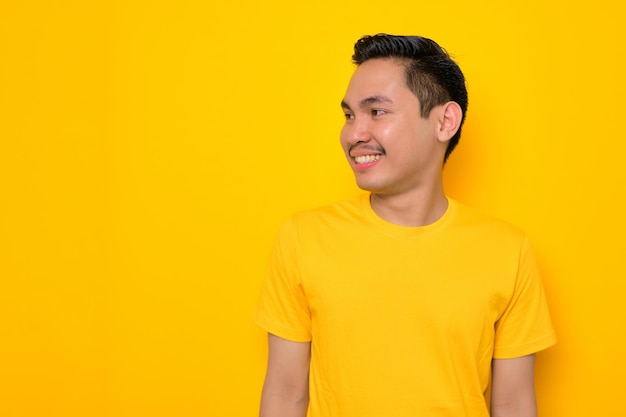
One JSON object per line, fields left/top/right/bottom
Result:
{"left": 255, "top": 195, "right": 556, "bottom": 417}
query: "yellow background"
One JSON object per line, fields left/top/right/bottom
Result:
{"left": 0, "top": 0, "right": 624, "bottom": 415}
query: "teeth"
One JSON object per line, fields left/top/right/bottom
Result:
{"left": 354, "top": 154, "right": 381, "bottom": 164}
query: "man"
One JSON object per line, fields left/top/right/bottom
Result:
{"left": 255, "top": 34, "right": 556, "bottom": 417}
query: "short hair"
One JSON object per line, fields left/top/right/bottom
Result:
{"left": 352, "top": 34, "right": 468, "bottom": 162}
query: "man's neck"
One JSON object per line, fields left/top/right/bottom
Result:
{"left": 369, "top": 184, "right": 448, "bottom": 227}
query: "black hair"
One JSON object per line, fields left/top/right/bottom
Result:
{"left": 353, "top": 34, "right": 468, "bottom": 162}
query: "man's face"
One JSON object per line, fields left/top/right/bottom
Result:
{"left": 340, "top": 58, "right": 445, "bottom": 196}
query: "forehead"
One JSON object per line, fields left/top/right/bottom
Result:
{"left": 343, "top": 58, "right": 413, "bottom": 105}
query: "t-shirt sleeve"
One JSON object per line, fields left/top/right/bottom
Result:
{"left": 253, "top": 217, "right": 312, "bottom": 342}
{"left": 493, "top": 236, "right": 556, "bottom": 358}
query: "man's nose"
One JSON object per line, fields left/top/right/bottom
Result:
{"left": 347, "top": 118, "right": 372, "bottom": 145}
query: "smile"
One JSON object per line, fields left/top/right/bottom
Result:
{"left": 354, "top": 154, "right": 381, "bottom": 164}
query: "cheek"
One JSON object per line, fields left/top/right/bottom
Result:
{"left": 376, "top": 124, "right": 395, "bottom": 141}
{"left": 339, "top": 125, "right": 349, "bottom": 147}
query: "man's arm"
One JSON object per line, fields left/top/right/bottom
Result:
{"left": 260, "top": 333, "right": 311, "bottom": 417}
{"left": 490, "top": 354, "right": 537, "bottom": 417}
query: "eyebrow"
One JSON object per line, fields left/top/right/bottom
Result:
{"left": 341, "top": 95, "right": 393, "bottom": 110}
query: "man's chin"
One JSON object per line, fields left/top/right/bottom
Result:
{"left": 355, "top": 181, "right": 386, "bottom": 194}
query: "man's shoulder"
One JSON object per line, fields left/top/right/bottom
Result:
{"left": 290, "top": 195, "right": 365, "bottom": 225}
{"left": 450, "top": 199, "right": 526, "bottom": 240}
{"left": 273, "top": 196, "right": 366, "bottom": 246}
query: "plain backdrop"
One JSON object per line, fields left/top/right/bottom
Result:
{"left": 0, "top": 1, "right": 624, "bottom": 415}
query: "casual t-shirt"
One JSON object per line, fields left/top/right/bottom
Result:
{"left": 255, "top": 195, "right": 556, "bottom": 417}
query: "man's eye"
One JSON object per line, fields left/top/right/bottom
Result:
{"left": 372, "top": 109, "right": 386, "bottom": 116}
{"left": 344, "top": 113, "right": 354, "bottom": 121}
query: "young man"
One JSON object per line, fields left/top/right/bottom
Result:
{"left": 255, "top": 34, "right": 556, "bottom": 417}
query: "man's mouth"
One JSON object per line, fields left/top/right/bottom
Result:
{"left": 354, "top": 154, "right": 381, "bottom": 164}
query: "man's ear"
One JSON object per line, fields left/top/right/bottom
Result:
{"left": 436, "top": 101, "right": 463, "bottom": 143}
